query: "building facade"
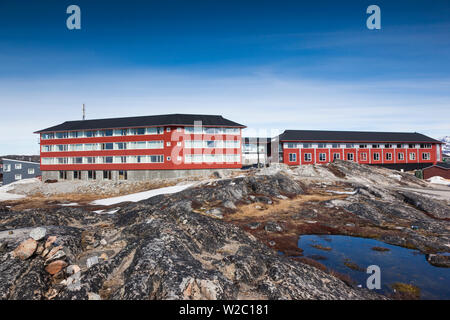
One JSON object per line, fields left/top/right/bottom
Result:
{"left": 276, "top": 130, "right": 443, "bottom": 169}
{"left": 2, "top": 159, "right": 41, "bottom": 185}
{"left": 35, "top": 114, "right": 245, "bottom": 181}
{"left": 242, "top": 137, "right": 271, "bottom": 167}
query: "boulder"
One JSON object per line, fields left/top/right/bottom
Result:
{"left": 13, "top": 238, "right": 37, "bottom": 260}
{"left": 29, "top": 227, "right": 47, "bottom": 241}
{"left": 45, "top": 260, "right": 68, "bottom": 275}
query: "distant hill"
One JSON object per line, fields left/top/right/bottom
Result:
{"left": 439, "top": 136, "right": 450, "bottom": 156}
{"left": 0, "top": 155, "right": 40, "bottom": 164}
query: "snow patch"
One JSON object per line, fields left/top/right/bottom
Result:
{"left": 90, "top": 183, "right": 195, "bottom": 206}
{"left": 427, "top": 176, "right": 450, "bottom": 186}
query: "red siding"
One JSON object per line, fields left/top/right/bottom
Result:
{"left": 423, "top": 166, "right": 450, "bottom": 179}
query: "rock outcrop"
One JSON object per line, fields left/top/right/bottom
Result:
{"left": 0, "top": 174, "right": 382, "bottom": 300}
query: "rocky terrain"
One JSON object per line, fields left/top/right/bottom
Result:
{"left": 0, "top": 160, "right": 448, "bottom": 300}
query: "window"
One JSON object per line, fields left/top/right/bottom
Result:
{"left": 103, "top": 171, "right": 112, "bottom": 180}
{"left": 73, "top": 171, "right": 81, "bottom": 180}
{"left": 346, "top": 144, "right": 354, "bottom": 148}
{"left": 398, "top": 153, "right": 404, "bottom": 161}
{"left": 104, "top": 130, "right": 113, "bottom": 136}
{"left": 408, "top": 144, "right": 416, "bottom": 148}
{"left": 116, "top": 142, "right": 127, "bottom": 150}
{"left": 409, "top": 152, "right": 416, "bottom": 160}
{"left": 55, "top": 132, "right": 69, "bottom": 139}
{"left": 206, "top": 141, "right": 215, "bottom": 148}
{"left": 286, "top": 143, "right": 299, "bottom": 149}
{"left": 304, "top": 153, "right": 312, "bottom": 162}
{"left": 42, "top": 133, "right": 55, "bottom": 140}
{"left": 118, "top": 170, "right": 128, "bottom": 180}
{"left": 149, "top": 155, "right": 164, "bottom": 163}
{"left": 57, "top": 158, "right": 68, "bottom": 164}
{"left": 3, "top": 164, "right": 11, "bottom": 172}
{"left": 372, "top": 144, "right": 380, "bottom": 148}
{"left": 386, "top": 153, "right": 392, "bottom": 161}
{"left": 176, "top": 127, "right": 182, "bottom": 132}
{"left": 148, "top": 141, "right": 164, "bottom": 149}
{"left": 359, "top": 144, "right": 368, "bottom": 149}
{"left": 385, "top": 144, "right": 392, "bottom": 148}
{"left": 333, "top": 153, "right": 340, "bottom": 160}
{"left": 318, "top": 143, "right": 327, "bottom": 148}
{"left": 303, "top": 143, "right": 312, "bottom": 148}
{"left": 15, "top": 174, "right": 22, "bottom": 180}
{"left": 104, "top": 157, "right": 113, "bottom": 164}
{"left": 28, "top": 168, "right": 35, "bottom": 175}
{"left": 59, "top": 171, "right": 67, "bottom": 180}
{"left": 420, "top": 144, "right": 431, "bottom": 149}
{"left": 289, "top": 153, "right": 297, "bottom": 162}
{"left": 332, "top": 143, "right": 339, "bottom": 148}
{"left": 319, "top": 153, "right": 326, "bottom": 161}
{"left": 361, "top": 153, "right": 367, "bottom": 161}
{"left": 166, "top": 127, "right": 171, "bottom": 132}
{"left": 85, "top": 131, "right": 95, "bottom": 138}
{"left": 396, "top": 144, "right": 402, "bottom": 148}
{"left": 102, "top": 143, "right": 114, "bottom": 150}
{"left": 88, "top": 171, "right": 96, "bottom": 180}
{"left": 86, "top": 157, "right": 96, "bottom": 164}
{"left": 373, "top": 153, "right": 380, "bottom": 161}
{"left": 74, "top": 157, "right": 83, "bottom": 164}
{"left": 422, "top": 153, "right": 430, "bottom": 160}
{"left": 42, "top": 145, "right": 52, "bottom": 152}
{"left": 15, "top": 163, "right": 22, "bottom": 170}
{"left": 347, "top": 153, "right": 354, "bottom": 161}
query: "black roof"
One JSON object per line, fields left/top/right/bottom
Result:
{"left": 279, "top": 130, "right": 442, "bottom": 143}
{"left": 35, "top": 114, "right": 245, "bottom": 133}
{"left": 426, "top": 162, "right": 450, "bottom": 169}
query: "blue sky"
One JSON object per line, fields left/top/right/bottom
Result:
{"left": 0, "top": 0, "right": 449, "bottom": 154}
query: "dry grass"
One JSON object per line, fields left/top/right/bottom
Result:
{"left": 226, "top": 194, "right": 347, "bottom": 221}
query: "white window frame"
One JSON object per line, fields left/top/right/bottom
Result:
{"left": 15, "top": 174, "right": 22, "bottom": 180}
{"left": 28, "top": 168, "right": 35, "bottom": 175}
{"left": 15, "top": 163, "right": 22, "bottom": 170}
{"left": 288, "top": 153, "right": 297, "bottom": 162}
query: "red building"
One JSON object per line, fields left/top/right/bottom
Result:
{"left": 278, "top": 130, "right": 444, "bottom": 169}
{"left": 35, "top": 114, "right": 245, "bottom": 181}
{"left": 422, "top": 163, "right": 450, "bottom": 180}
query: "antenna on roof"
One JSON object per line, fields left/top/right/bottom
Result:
{"left": 82, "top": 104, "right": 86, "bottom": 120}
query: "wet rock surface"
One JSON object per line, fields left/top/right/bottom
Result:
{"left": 0, "top": 174, "right": 382, "bottom": 300}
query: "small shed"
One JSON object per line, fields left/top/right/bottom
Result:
{"left": 422, "top": 162, "right": 450, "bottom": 180}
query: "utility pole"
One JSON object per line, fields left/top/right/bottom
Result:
{"left": 82, "top": 104, "right": 86, "bottom": 120}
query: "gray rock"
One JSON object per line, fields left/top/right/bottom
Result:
{"left": 29, "top": 227, "right": 46, "bottom": 241}
{"left": 223, "top": 200, "right": 237, "bottom": 210}
{"left": 86, "top": 256, "right": 99, "bottom": 268}
{"left": 264, "top": 222, "right": 283, "bottom": 232}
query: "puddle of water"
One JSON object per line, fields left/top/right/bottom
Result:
{"left": 297, "top": 234, "right": 450, "bottom": 299}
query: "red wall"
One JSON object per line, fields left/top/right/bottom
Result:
{"left": 423, "top": 166, "right": 450, "bottom": 179}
